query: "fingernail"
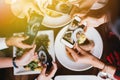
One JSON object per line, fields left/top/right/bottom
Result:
{"left": 52, "top": 61, "right": 55, "bottom": 64}
{"left": 43, "top": 64, "right": 47, "bottom": 68}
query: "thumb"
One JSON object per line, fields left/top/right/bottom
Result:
{"left": 66, "top": 46, "right": 79, "bottom": 62}
{"left": 75, "top": 43, "right": 85, "bottom": 53}
{"left": 41, "top": 65, "right": 47, "bottom": 75}
{"left": 19, "top": 35, "right": 29, "bottom": 41}
{"left": 29, "top": 45, "right": 36, "bottom": 53}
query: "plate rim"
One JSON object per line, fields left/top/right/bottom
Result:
{"left": 42, "top": 14, "right": 73, "bottom": 28}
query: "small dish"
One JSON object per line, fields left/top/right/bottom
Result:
{"left": 55, "top": 75, "right": 100, "bottom": 80}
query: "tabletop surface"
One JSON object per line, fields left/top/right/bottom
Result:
{"left": 0, "top": 1, "right": 120, "bottom": 79}
{"left": 0, "top": 23, "right": 118, "bottom": 80}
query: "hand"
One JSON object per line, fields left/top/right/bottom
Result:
{"left": 6, "top": 36, "right": 32, "bottom": 49}
{"left": 73, "top": 14, "right": 107, "bottom": 27}
{"left": 37, "top": 62, "right": 57, "bottom": 80}
{"left": 66, "top": 44, "right": 94, "bottom": 64}
{"left": 69, "top": 0, "right": 97, "bottom": 17}
{"left": 79, "top": 15, "right": 107, "bottom": 27}
{"left": 16, "top": 45, "right": 38, "bottom": 66}
{"left": 66, "top": 44, "right": 106, "bottom": 70}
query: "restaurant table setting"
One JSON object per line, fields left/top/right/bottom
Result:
{"left": 0, "top": 0, "right": 113, "bottom": 80}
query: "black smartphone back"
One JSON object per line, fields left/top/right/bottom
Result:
{"left": 37, "top": 45, "right": 53, "bottom": 71}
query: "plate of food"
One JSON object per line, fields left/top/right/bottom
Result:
{"left": 41, "top": 0, "right": 73, "bottom": 28}
{"left": 55, "top": 24, "right": 103, "bottom": 71}
{"left": 13, "top": 30, "right": 54, "bottom": 75}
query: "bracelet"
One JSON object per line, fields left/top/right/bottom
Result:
{"left": 12, "top": 57, "right": 18, "bottom": 68}
{"left": 102, "top": 64, "right": 108, "bottom": 73}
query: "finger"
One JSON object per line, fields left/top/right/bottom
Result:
{"left": 48, "top": 62, "right": 57, "bottom": 78}
{"left": 74, "top": 43, "right": 84, "bottom": 52}
{"left": 34, "top": 52, "right": 38, "bottom": 58}
{"left": 18, "top": 36, "right": 29, "bottom": 41}
{"left": 79, "top": 20, "right": 83, "bottom": 26}
{"left": 29, "top": 45, "right": 36, "bottom": 54}
{"left": 32, "top": 53, "right": 38, "bottom": 60}
{"left": 41, "top": 65, "right": 47, "bottom": 75}
{"left": 66, "top": 46, "right": 79, "bottom": 62}
{"left": 31, "top": 45, "right": 36, "bottom": 52}
{"left": 17, "top": 42, "right": 33, "bottom": 49}
{"left": 34, "top": 52, "right": 38, "bottom": 55}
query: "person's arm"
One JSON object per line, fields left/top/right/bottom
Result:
{"left": 0, "top": 45, "right": 37, "bottom": 68}
{"left": 36, "top": 62, "right": 57, "bottom": 80}
{"left": 69, "top": 0, "right": 98, "bottom": 17}
{"left": 66, "top": 44, "right": 117, "bottom": 77}
{"left": 0, "top": 57, "right": 20, "bottom": 68}
{"left": 90, "top": 56, "right": 116, "bottom": 75}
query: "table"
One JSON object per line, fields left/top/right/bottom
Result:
{"left": 0, "top": 23, "right": 115, "bottom": 80}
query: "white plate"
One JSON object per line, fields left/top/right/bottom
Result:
{"left": 54, "top": 25, "right": 103, "bottom": 71}
{"left": 13, "top": 30, "right": 55, "bottom": 75}
{"left": 42, "top": 14, "right": 72, "bottom": 28}
{"left": 55, "top": 75, "right": 100, "bottom": 80}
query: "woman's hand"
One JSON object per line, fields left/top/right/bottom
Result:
{"left": 66, "top": 43, "right": 106, "bottom": 70}
{"left": 37, "top": 62, "right": 57, "bottom": 80}
{"left": 79, "top": 15, "right": 107, "bottom": 27}
{"left": 66, "top": 44, "right": 94, "bottom": 64}
{"left": 6, "top": 36, "right": 32, "bottom": 49}
{"left": 16, "top": 45, "right": 38, "bottom": 66}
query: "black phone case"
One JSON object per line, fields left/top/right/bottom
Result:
{"left": 37, "top": 45, "right": 53, "bottom": 71}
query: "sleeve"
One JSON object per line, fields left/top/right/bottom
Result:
{"left": 0, "top": 38, "right": 8, "bottom": 50}
{"left": 114, "top": 68, "right": 120, "bottom": 80}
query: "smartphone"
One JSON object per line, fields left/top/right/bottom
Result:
{"left": 23, "top": 16, "right": 41, "bottom": 45}
{"left": 37, "top": 45, "right": 53, "bottom": 71}
{"left": 68, "top": 16, "right": 81, "bottom": 30}
{"left": 61, "top": 16, "right": 85, "bottom": 48}
{"left": 61, "top": 30, "right": 75, "bottom": 48}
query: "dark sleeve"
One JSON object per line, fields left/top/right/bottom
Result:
{"left": 114, "top": 68, "right": 120, "bottom": 79}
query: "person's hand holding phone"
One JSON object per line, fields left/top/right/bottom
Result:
{"left": 66, "top": 43, "right": 94, "bottom": 64}
{"left": 6, "top": 35, "right": 33, "bottom": 49}
{"left": 37, "top": 62, "right": 57, "bottom": 80}
{"left": 16, "top": 45, "right": 38, "bottom": 66}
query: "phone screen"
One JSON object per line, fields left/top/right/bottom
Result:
{"left": 23, "top": 16, "right": 41, "bottom": 45}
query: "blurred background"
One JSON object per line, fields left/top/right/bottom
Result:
{"left": 0, "top": 0, "right": 27, "bottom": 37}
